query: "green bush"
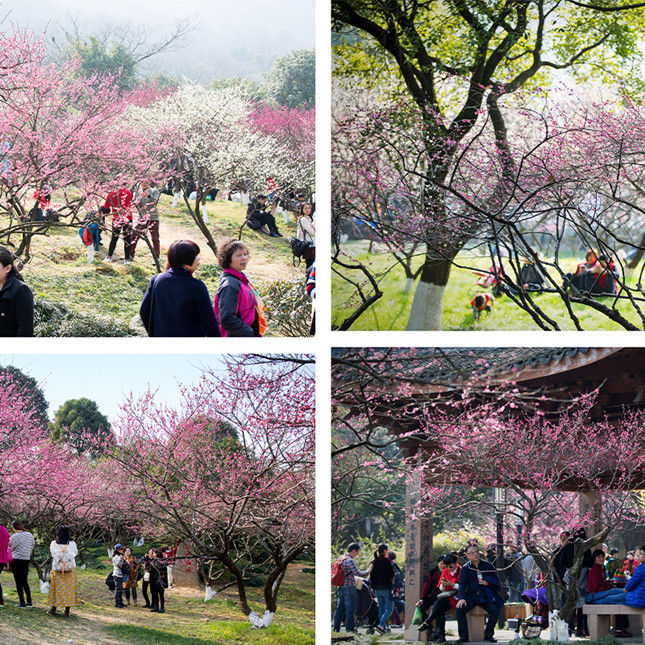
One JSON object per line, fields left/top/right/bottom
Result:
{"left": 34, "top": 298, "right": 135, "bottom": 337}
{"left": 433, "top": 526, "right": 488, "bottom": 558}
{"left": 262, "top": 278, "right": 311, "bottom": 337}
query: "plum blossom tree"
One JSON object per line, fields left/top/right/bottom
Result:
{"left": 333, "top": 90, "right": 645, "bottom": 330}
{"left": 0, "top": 372, "right": 124, "bottom": 581}
{"left": 105, "top": 356, "right": 315, "bottom": 625}
{"left": 332, "top": 348, "right": 645, "bottom": 633}
{"left": 133, "top": 85, "right": 310, "bottom": 255}
{"left": 0, "top": 27, "right": 176, "bottom": 261}
{"left": 332, "top": 0, "right": 645, "bottom": 330}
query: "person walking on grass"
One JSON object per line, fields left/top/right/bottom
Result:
{"left": 9, "top": 520, "right": 35, "bottom": 607}
{"left": 0, "top": 524, "right": 11, "bottom": 608}
{"left": 140, "top": 240, "right": 221, "bottom": 337}
{"left": 48, "top": 526, "right": 78, "bottom": 617}
{"left": 112, "top": 544, "right": 126, "bottom": 608}
{"left": 123, "top": 546, "right": 140, "bottom": 606}
{"left": 215, "top": 239, "right": 266, "bottom": 337}
{"left": 0, "top": 246, "right": 34, "bottom": 337}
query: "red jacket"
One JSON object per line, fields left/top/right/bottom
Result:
{"left": 588, "top": 563, "right": 613, "bottom": 593}
{"left": 104, "top": 189, "right": 133, "bottom": 224}
{"left": 438, "top": 565, "right": 461, "bottom": 608}
{"left": 420, "top": 567, "right": 442, "bottom": 601}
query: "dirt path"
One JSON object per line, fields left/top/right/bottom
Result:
{"left": 155, "top": 218, "right": 301, "bottom": 283}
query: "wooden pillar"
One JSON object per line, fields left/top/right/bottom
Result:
{"left": 579, "top": 491, "right": 603, "bottom": 536}
{"left": 405, "top": 470, "right": 434, "bottom": 637}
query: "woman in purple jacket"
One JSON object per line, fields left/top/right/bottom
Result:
{"left": 215, "top": 239, "right": 263, "bottom": 337}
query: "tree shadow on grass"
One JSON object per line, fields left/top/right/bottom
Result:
{"left": 105, "top": 624, "right": 224, "bottom": 645}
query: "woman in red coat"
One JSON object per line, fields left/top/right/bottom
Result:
{"left": 420, "top": 554, "right": 461, "bottom": 641}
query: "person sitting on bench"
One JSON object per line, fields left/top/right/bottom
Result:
{"left": 455, "top": 544, "right": 503, "bottom": 643}
{"left": 625, "top": 546, "right": 645, "bottom": 608}
{"left": 587, "top": 549, "right": 631, "bottom": 637}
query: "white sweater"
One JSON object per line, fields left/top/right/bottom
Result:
{"left": 50, "top": 541, "right": 78, "bottom": 571}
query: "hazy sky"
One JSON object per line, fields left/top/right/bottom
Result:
{"left": 2, "top": 0, "right": 314, "bottom": 81}
{"left": 0, "top": 354, "right": 229, "bottom": 423}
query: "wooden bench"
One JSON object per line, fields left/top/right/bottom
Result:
{"left": 405, "top": 606, "right": 488, "bottom": 642}
{"left": 583, "top": 604, "right": 645, "bottom": 643}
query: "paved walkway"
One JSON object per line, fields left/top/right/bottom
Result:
{"left": 333, "top": 618, "right": 644, "bottom": 643}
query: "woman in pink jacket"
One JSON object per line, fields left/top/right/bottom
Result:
{"left": 0, "top": 524, "right": 12, "bottom": 606}
{"left": 215, "top": 239, "right": 265, "bottom": 337}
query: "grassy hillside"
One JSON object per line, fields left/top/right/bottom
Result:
{"left": 2, "top": 196, "right": 310, "bottom": 336}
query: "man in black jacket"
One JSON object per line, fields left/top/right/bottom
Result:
{"left": 246, "top": 195, "right": 282, "bottom": 237}
{"left": 455, "top": 544, "right": 503, "bottom": 643}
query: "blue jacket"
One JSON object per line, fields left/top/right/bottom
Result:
{"left": 625, "top": 562, "right": 645, "bottom": 607}
{"left": 458, "top": 559, "right": 503, "bottom": 607}
{"left": 140, "top": 268, "right": 220, "bottom": 337}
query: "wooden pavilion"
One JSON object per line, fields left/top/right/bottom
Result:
{"left": 333, "top": 347, "right": 645, "bottom": 638}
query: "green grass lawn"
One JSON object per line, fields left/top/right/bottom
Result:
{"left": 2, "top": 196, "right": 305, "bottom": 336}
{"left": 0, "top": 547, "right": 315, "bottom": 645}
{"left": 332, "top": 242, "right": 645, "bottom": 331}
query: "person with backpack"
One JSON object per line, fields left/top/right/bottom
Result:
{"left": 0, "top": 246, "right": 34, "bottom": 337}
{"left": 112, "top": 543, "right": 127, "bottom": 608}
{"left": 47, "top": 526, "right": 78, "bottom": 617}
{"left": 78, "top": 212, "right": 102, "bottom": 264}
{"left": 332, "top": 543, "right": 373, "bottom": 634}
{"left": 215, "top": 239, "right": 265, "bottom": 337}
{"left": 9, "top": 520, "right": 35, "bottom": 607}
{"left": 140, "top": 239, "right": 220, "bottom": 337}
{"left": 123, "top": 546, "right": 140, "bottom": 606}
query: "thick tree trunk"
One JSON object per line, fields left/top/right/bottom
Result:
{"left": 405, "top": 256, "right": 453, "bottom": 330}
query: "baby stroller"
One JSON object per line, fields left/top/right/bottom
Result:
{"left": 517, "top": 587, "right": 549, "bottom": 639}
{"left": 355, "top": 579, "right": 379, "bottom": 634}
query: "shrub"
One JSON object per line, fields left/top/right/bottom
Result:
{"left": 34, "top": 297, "right": 135, "bottom": 337}
{"left": 262, "top": 278, "right": 311, "bottom": 337}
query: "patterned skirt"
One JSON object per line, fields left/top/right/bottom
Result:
{"left": 48, "top": 569, "right": 78, "bottom": 607}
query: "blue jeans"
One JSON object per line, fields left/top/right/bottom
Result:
{"left": 587, "top": 589, "right": 626, "bottom": 605}
{"left": 374, "top": 588, "right": 393, "bottom": 630}
{"left": 333, "top": 586, "right": 357, "bottom": 632}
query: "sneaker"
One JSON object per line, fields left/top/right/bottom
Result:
{"left": 484, "top": 638, "right": 497, "bottom": 643}
{"left": 124, "top": 259, "right": 132, "bottom": 265}
{"left": 375, "top": 625, "right": 385, "bottom": 634}
{"left": 26, "top": 604, "right": 33, "bottom": 608}
{"left": 158, "top": 608, "right": 165, "bottom": 613}
{"left": 18, "top": 603, "right": 27, "bottom": 608}
{"left": 103, "top": 256, "right": 112, "bottom": 263}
